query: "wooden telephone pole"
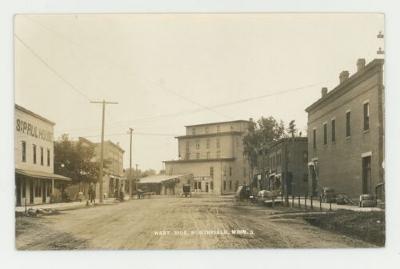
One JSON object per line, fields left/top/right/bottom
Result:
{"left": 90, "top": 100, "right": 118, "bottom": 203}
{"left": 128, "top": 128, "right": 134, "bottom": 197}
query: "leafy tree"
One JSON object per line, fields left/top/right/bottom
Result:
{"left": 54, "top": 134, "right": 106, "bottom": 183}
{"left": 243, "top": 116, "right": 287, "bottom": 176}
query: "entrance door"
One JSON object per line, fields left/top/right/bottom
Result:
{"left": 29, "top": 180, "right": 34, "bottom": 204}
{"left": 16, "top": 177, "right": 21, "bottom": 206}
{"left": 362, "top": 156, "right": 372, "bottom": 194}
{"left": 309, "top": 166, "right": 317, "bottom": 196}
{"left": 42, "top": 181, "right": 46, "bottom": 203}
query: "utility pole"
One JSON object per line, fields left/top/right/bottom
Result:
{"left": 128, "top": 128, "right": 134, "bottom": 197}
{"left": 90, "top": 100, "right": 118, "bottom": 203}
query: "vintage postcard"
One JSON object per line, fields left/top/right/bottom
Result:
{"left": 14, "top": 13, "right": 385, "bottom": 250}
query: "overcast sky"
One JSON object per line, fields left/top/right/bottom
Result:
{"left": 14, "top": 13, "right": 384, "bottom": 170}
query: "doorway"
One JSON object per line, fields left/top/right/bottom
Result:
{"left": 29, "top": 180, "right": 34, "bottom": 204}
{"left": 42, "top": 181, "right": 46, "bottom": 203}
{"left": 16, "top": 177, "right": 21, "bottom": 206}
{"left": 362, "top": 156, "right": 372, "bottom": 194}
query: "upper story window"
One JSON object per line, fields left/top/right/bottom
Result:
{"left": 210, "top": 167, "right": 214, "bottom": 178}
{"left": 33, "top": 144, "right": 37, "bottom": 164}
{"left": 216, "top": 125, "right": 220, "bottom": 133}
{"left": 229, "top": 167, "right": 232, "bottom": 176}
{"left": 206, "top": 152, "right": 210, "bottom": 159}
{"left": 195, "top": 140, "right": 200, "bottom": 149}
{"left": 313, "top": 129, "right": 317, "bottom": 149}
{"left": 205, "top": 127, "right": 209, "bottom": 134}
{"left": 346, "top": 111, "right": 351, "bottom": 137}
{"left": 323, "top": 123, "right": 327, "bottom": 145}
{"left": 196, "top": 152, "right": 200, "bottom": 159}
{"left": 216, "top": 138, "right": 220, "bottom": 148}
{"left": 21, "top": 141, "right": 26, "bottom": 162}
{"left": 40, "top": 147, "right": 44, "bottom": 165}
{"left": 331, "top": 119, "right": 336, "bottom": 142}
{"left": 192, "top": 128, "right": 196, "bottom": 135}
{"left": 216, "top": 150, "right": 221, "bottom": 158}
{"left": 303, "top": 151, "right": 308, "bottom": 163}
{"left": 363, "top": 102, "right": 370, "bottom": 131}
{"left": 206, "top": 139, "right": 210, "bottom": 149}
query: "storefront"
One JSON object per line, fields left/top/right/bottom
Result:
{"left": 15, "top": 104, "right": 70, "bottom": 206}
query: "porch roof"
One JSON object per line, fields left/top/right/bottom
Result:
{"left": 16, "top": 168, "right": 71, "bottom": 181}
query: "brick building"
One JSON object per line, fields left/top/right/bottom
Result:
{"left": 256, "top": 137, "right": 309, "bottom": 196}
{"left": 15, "top": 104, "right": 71, "bottom": 206}
{"left": 78, "top": 137, "right": 125, "bottom": 199}
{"left": 164, "top": 120, "right": 251, "bottom": 194}
{"left": 305, "top": 58, "right": 384, "bottom": 200}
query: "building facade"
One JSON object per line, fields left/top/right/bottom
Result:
{"left": 15, "top": 104, "right": 70, "bottom": 206}
{"left": 91, "top": 139, "right": 125, "bottom": 198}
{"left": 305, "top": 58, "right": 384, "bottom": 199}
{"left": 164, "top": 120, "right": 251, "bottom": 195}
{"left": 256, "top": 137, "right": 309, "bottom": 196}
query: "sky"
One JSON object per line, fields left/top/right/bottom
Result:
{"left": 14, "top": 13, "right": 384, "bottom": 171}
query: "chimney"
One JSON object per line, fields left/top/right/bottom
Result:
{"left": 357, "top": 58, "right": 366, "bottom": 72}
{"left": 321, "top": 87, "right": 328, "bottom": 98}
{"left": 339, "top": 70, "right": 350, "bottom": 84}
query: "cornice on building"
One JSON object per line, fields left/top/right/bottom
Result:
{"left": 175, "top": 131, "right": 244, "bottom": 139}
{"left": 163, "top": 157, "right": 235, "bottom": 164}
{"left": 305, "top": 58, "right": 384, "bottom": 113}
{"left": 15, "top": 104, "right": 56, "bottom": 126}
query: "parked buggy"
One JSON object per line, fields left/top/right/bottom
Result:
{"left": 182, "top": 184, "right": 191, "bottom": 198}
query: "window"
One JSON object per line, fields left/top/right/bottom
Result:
{"left": 323, "top": 123, "right": 327, "bottom": 145}
{"left": 21, "top": 141, "right": 26, "bottom": 162}
{"left": 229, "top": 180, "right": 232, "bottom": 190}
{"left": 216, "top": 150, "right": 221, "bottom": 158}
{"left": 47, "top": 149, "right": 51, "bottom": 166}
{"left": 22, "top": 180, "right": 26, "bottom": 198}
{"left": 217, "top": 125, "right": 220, "bottom": 133}
{"left": 185, "top": 153, "right": 190, "bottom": 160}
{"left": 223, "top": 167, "right": 227, "bottom": 176}
{"left": 346, "top": 111, "right": 351, "bottom": 137}
{"left": 303, "top": 151, "right": 308, "bottom": 163}
{"left": 33, "top": 144, "right": 37, "bottom": 164}
{"left": 364, "top": 103, "right": 370, "bottom": 130}
{"left": 210, "top": 181, "right": 213, "bottom": 190}
{"left": 205, "top": 127, "right": 209, "bottom": 134}
{"left": 223, "top": 181, "right": 226, "bottom": 190}
{"left": 40, "top": 147, "right": 44, "bottom": 165}
{"left": 206, "top": 152, "right": 210, "bottom": 159}
{"left": 229, "top": 167, "right": 232, "bottom": 176}
{"left": 196, "top": 140, "right": 200, "bottom": 149}
{"left": 206, "top": 139, "right": 210, "bottom": 149}
{"left": 192, "top": 128, "right": 196, "bottom": 135}
{"left": 216, "top": 138, "right": 220, "bottom": 148}
{"left": 196, "top": 153, "right": 200, "bottom": 159}
{"left": 210, "top": 167, "right": 214, "bottom": 178}
{"left": 331, "top": 119, "right": 336, "bottom": 142}
{"left": 313, "top": 129, "right": 316, "bottom": 149}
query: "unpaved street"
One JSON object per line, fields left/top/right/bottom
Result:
{"left": 16, "top": 195, "right": 374, "bottom": 250}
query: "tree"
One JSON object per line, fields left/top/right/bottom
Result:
{"left": 243, "top": 116, "right": 287, "bottom": 178}
{"left": 287, "top": 120, "right": 298, "bottom": 138}
{"left": 54, "top": 134, "right": 105, "bottom": 183}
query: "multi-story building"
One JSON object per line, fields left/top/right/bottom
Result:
{"left": 15, "top": 104, "right": 71, "bottom": 206}
{"left": 164, "top": 120, "right": 251, "bottom": 194}
{"left": 256, "top": 137, "right": 309, "bottom": 196}
{"left": 78, "top": 137, "right": 125, "bottom": 198}
{"left": 305, "top": 58, "right": 384, "bottom": 200}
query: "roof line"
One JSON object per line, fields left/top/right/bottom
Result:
{"left": 15, "top": 104, "right": 56, "bottom": 125}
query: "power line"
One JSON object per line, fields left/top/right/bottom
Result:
{"left": 21, "top": 15, "right": 230, "bottom": 120}
{"left": 14, "top": 33, "right": 91, "bottom": 102}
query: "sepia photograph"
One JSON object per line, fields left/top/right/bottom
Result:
{"left": 13, "top": 13, "right": 385, "bottom": 250}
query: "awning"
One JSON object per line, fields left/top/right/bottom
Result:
{"left": 15, "top": 168, "right": 71, "bottom": 181}
{"left": 138, "top": 174, "right": 187, "bottom": 184}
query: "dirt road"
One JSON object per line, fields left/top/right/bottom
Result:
{"left": 16, "top": 195, "right": 374, "bottom": 250}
